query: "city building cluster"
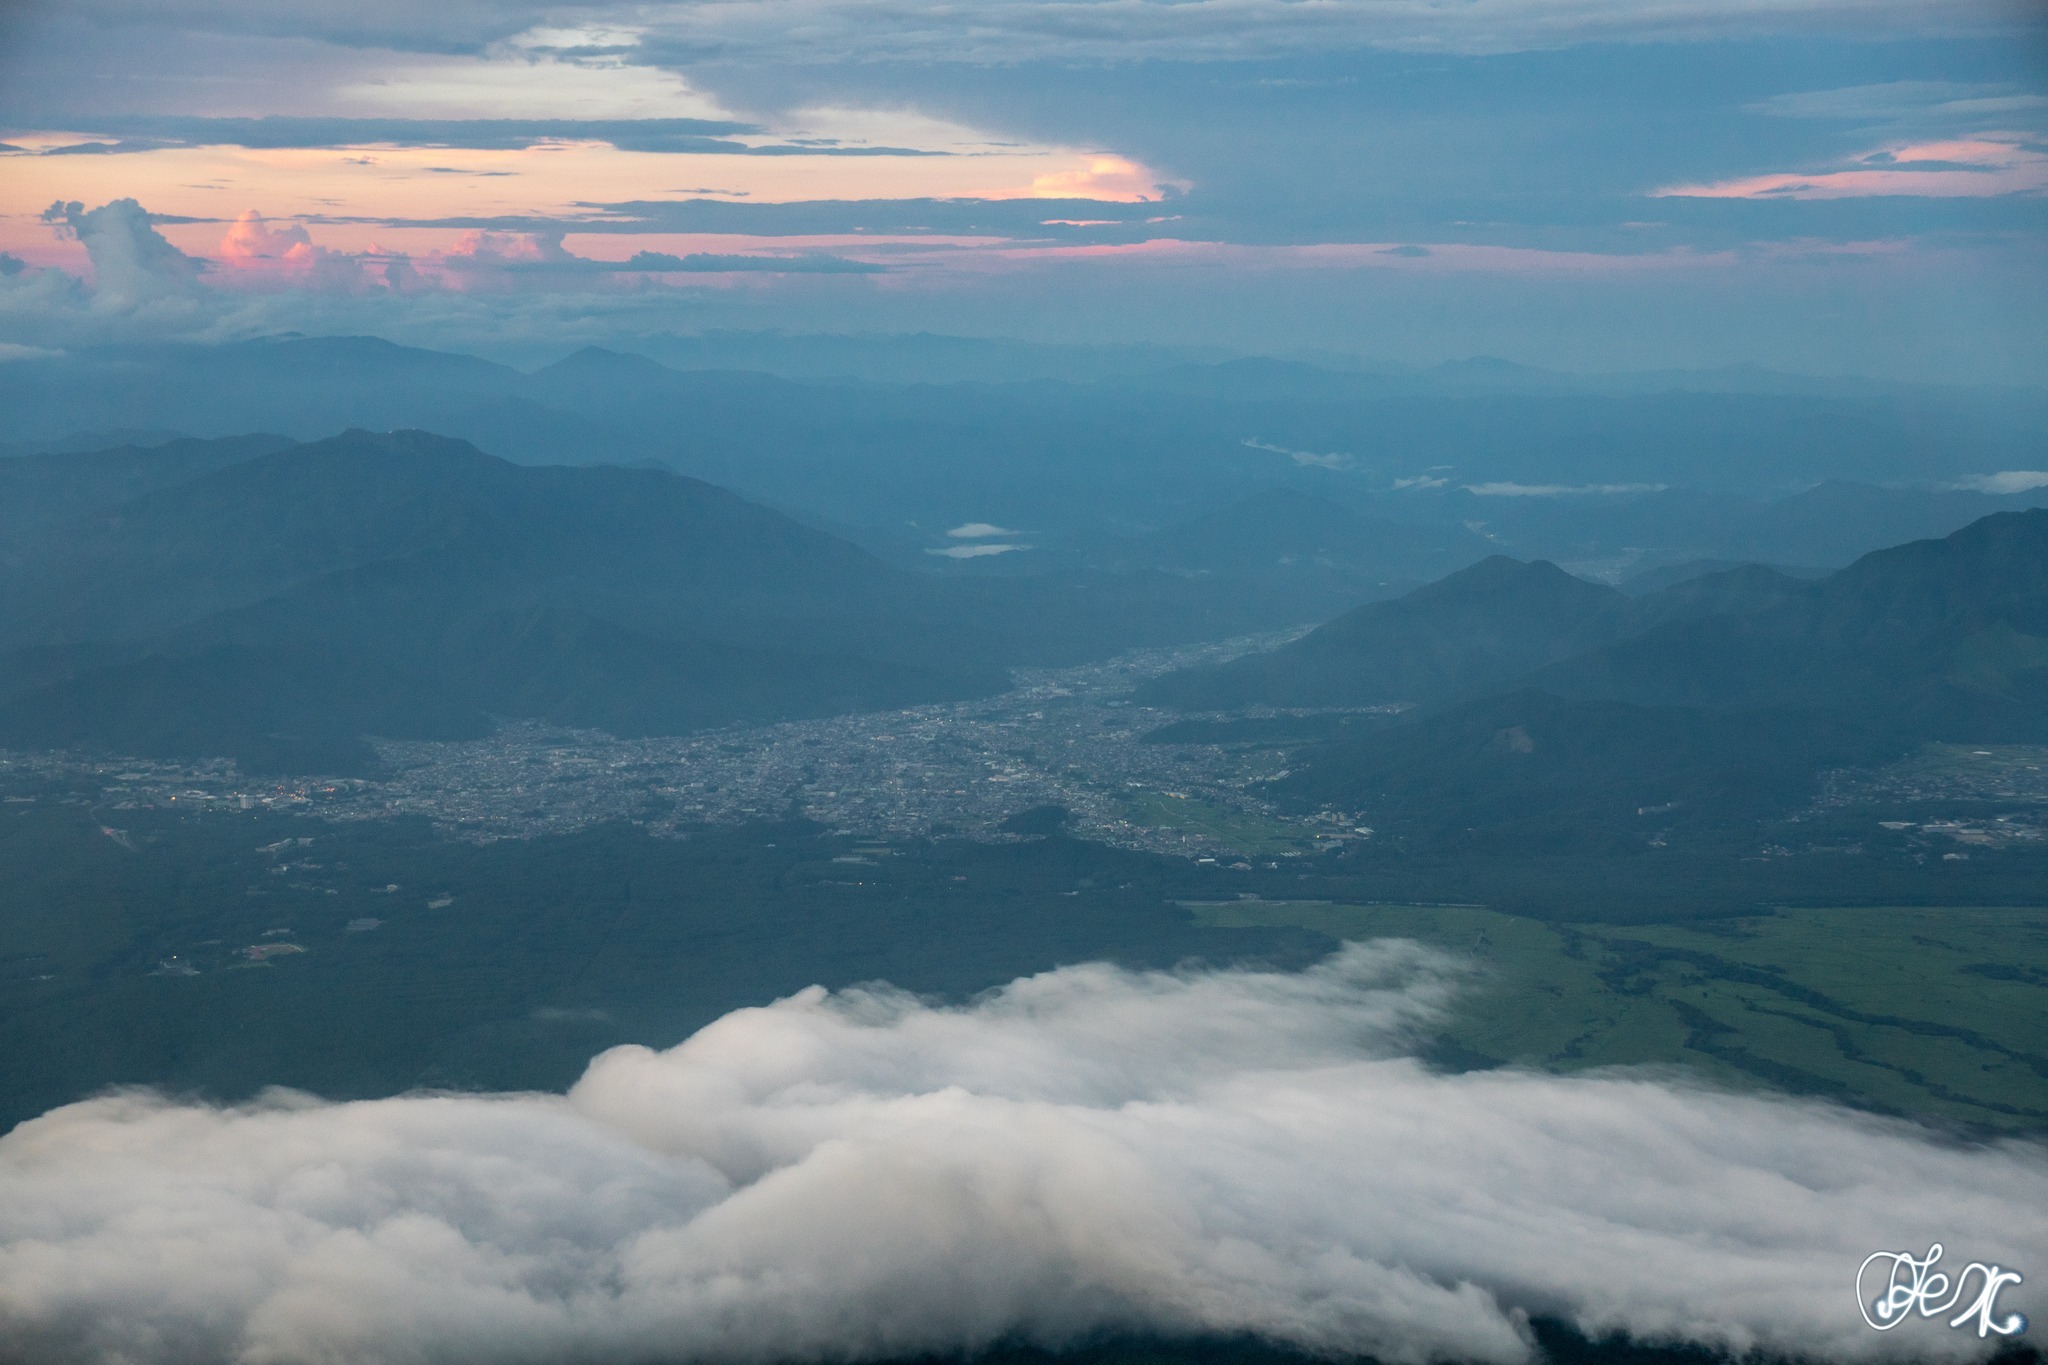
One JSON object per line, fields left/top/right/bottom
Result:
{"left": 0, "top": 632, "right": 1379, "bottom": 861}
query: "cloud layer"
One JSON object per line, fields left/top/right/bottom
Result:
{"left": 32, "top": 0, "right": 2040, "bottom": 63}
{"left": 2, "top": 942, "right": 2042, "bottom": 1365}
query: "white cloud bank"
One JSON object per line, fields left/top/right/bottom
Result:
{"left": 929, "top": 542, "right": 1029, "bottom": 557}
{"left": 1463, "top": 481, "right": 1668, "bottom": 496}
{"left": 1, "top": 943, "right": 2043, "bottom": 1365}
{"left": 1953, "top": 471, "right": 2048, "bottom": 495}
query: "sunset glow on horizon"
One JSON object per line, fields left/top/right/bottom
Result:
{"left": 0, "top": 1, "right": 2041, "bottom": 376}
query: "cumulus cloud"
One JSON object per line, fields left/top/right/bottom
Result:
{"left": 1, "top": 199, "right": 242, "bottom": 347}
{"left": 39, "top": 197, "right": 206, "bottom": 306}
{"left": 1, "top": 943, "right": 2041, "bottom": 1365}
{"left": 213, "top": 210, "right": 401, "bottom": 294}
{"left": 0, "top": 199, "right": 908, "bottom": 353}
{"left": 219, "top": 210, "right": 318, "bottom": 261}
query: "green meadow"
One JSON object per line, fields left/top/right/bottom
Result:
{"left": 1188, "top": 900, "right": 2048, "bottom": 1131}
{"left": 1119, "top": 790, "right": 1327, "bottom": 856}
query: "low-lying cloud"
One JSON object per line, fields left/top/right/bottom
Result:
{"left": 1953, "top": 470, "right": 2048, "bottom": 495}
{"left": 928, "top": 542, "right": 1029, "bottom": 558}
{"left": 1464, "top": 481, "right": 1668, "bottom": 496}
{"left": 1244, "top": 437, "right": 1356, "bottom": 471}
{"left": 2, "top": 943, "right": 2040, "bottom": 1365}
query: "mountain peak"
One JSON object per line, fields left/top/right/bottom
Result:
{"left": 1408, "top": 555, "right": 1609, "bottom": 605}
{"left": 533, "top": 346, "right": 677, "bottom": 381}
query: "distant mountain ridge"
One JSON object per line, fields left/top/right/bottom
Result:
{"left": 0, "top": 429, "right": 915, "bottom": 654}
{"left": 1139, "top": 556, "right": 1625, "bottom": 710}
{"left": 1535, "top": 508, "right": 2048, "bottom": 738}
{"left": 5, "top": 336, "right": 2044, "bottom": 570}
{"left": 0, "top": 429, "right": 1414, "bottom": 772}
{"left": 1149, "top": 510, "right": 2048, "bottom": 739}
{"left": 0, "top": 433, "right": 294, "bottom": 548}
{"left": 1146, "top": 510, "right": 2048, "bottom": 854}
{"left": 1139, "top": 553, "right": 1820, "bottom": 712}
{"left": 0, "top": 429, "right": 1024, "bottom": 770}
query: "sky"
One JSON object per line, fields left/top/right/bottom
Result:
{"left": 1, "top": 0, "right": 2046, "bottom": 377}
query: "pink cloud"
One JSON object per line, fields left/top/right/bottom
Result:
{"left": 1656, "top": 134, "right": 2048, "bottom": 200}
{"left": 210, "top": 218, "right": 605, "bottom": 294}
{"left": 219, "top": 211, "right": 319, "bottom": 263}
{"left": 440, "top": 229, "right": 574, "bottom": 264}
{"left": 213, "top": 211, "right": 392, "bottom": 293}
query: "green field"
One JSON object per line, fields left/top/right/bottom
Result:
{"left": 7, "top": 779, "right": 2045, "bottom": 1138}
{"left": 1188, "top": 900, "right": 2048, "bottom": 1131}
{"left": 0, "top": 804, "right": 1331, "bottom": 1130}
{"left": 1120, "top": 791, "right": 1325, "bottom": 856}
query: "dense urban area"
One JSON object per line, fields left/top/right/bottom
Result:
{"left": 4, "top": 629, "right": 2045, "bottom": 864}
{"left": 0, "top": 633, "right": 1361, "bottom": 861}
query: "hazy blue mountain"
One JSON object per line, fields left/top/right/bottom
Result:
{"left": 0, "top": 429, "right": 1017, "bottom": 768}
{"left": 0, "top": 591, "right": 989, "bottom": 775}
{"left": 5, "top": 337, "right": 2045, "bottom": 536}
{"left": 1258, "top": 510, "right": 2048, "bottom": 855}
{"left": 1139, "top": 557, "right": 1628, "bottom": 710}
{"left": 0, "top": 337, "right": 518, "bottom": 443}
{"left": 1101, "top": 486, "right": 1494, "bottom": 584}
{"left": 1275, "top": 690, "right": 1893, "bottom": 850}
{"left": 0, "top": 428, "right": 189, "bottom": 459}
{"left": 1715, "top": 481, "right": 2048, "bottom": 567}
{"left": 0, "top": 433, "right": 292, "bottom": 547}
{"left": 632, "top": 330, "right": 1230, "bottom": 384}
{"left": 0, "top": 427, "right": 964, "bottom": 652}
{"left": 1537, "top": 508, "right": 2048, "bottom": 740}
{"left": 1618, "top": 559, "right": 1828, "bottom": 596}
{"left": 428, "top": 395, "right": 655, "bottom": 469}
{"left": 0, "top": 428, "right": 1406, "bottom": 770}
{"left": 1145, "top": 511, "right": 2048, "bottom": 731}
{"left": 1417, "top": 480, "right": 2048, "bottom": 580}
{"left": 1609, "top": 563, "right": 1818, "bottom": 634}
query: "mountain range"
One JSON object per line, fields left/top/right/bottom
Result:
{"left": 0, "top": 430, "right": 998, "bottom": 769}
{"left": 1151, "top": 510, "right": 2048, "bottom": 729}
{"left": 1145, "top": 510, "right": 2048, "bottom": 845}
{"left": 5, "top": 336, "right": 2045, "bottom": 584}
{"left": 0, "top": 429, "right": 1396, "bottom": 772}
{"left": 4, "top": 399, "right": 2043, "bottom": 790}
